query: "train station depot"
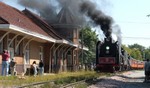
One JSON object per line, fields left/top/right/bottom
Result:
{"left": 0, "top": 2, "right": 88, "bottom": 74}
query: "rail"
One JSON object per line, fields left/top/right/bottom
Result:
{"left": 17, "top": 78, "right": 97, "bottom": 88}
{"left": 17, "top": 80, "right": 54, "bottom": 88}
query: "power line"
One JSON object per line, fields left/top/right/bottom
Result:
{"left": 122, "top": 37, "right": 150, "bottom": 39}
{"left": 116, "top": 21, "right": 150, "bottom": 24}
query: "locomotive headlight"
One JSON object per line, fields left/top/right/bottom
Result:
{"left": 106, "top": 46, "right": 110, "bottom": 50}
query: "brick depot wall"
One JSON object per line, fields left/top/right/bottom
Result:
{"left": 43, "top": 43, "right": 52, "bottom": 72}
{"left": 29, "top": 41, "right": 43, "bottom": 64}
{"left": 14, "top": 56, "right": 24, "bottom": 74}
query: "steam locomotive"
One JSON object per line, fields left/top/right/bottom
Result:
{"left": 95, "top": 37, "right": 145, "bottom": 72}
{"left": 95, "top": 37, "right": 130, "bottom": 72}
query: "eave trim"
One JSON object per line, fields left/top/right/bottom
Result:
{"left": 56, "top": 39, "right": 78, "bottom": 47}
{"left": 0, "top": 24, "right": 56, "bottom": 43}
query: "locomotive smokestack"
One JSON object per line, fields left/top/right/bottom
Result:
{"left": 80, "top": 1, "right": 113, "bottom": 38}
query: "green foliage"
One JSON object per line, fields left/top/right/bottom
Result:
{"left": 79, "top": 26, "right": 150, "bottom": 62}
{"left": 130, "top": 48, "right": 142, "bottom": 60}
{"left": 74, "top": 83, "right": 88, "bottom": 88}
{"left": 128, "top": 43, "right": 145, "bottom": 51}
{"left": 0, "top": 71, "right": 117, "bottom": 87}
{"left": 123, "top": 44, "right": 142, "bottom": 60}
{"left": 123, "top": 43, "right": 150, "bottom": 60}
{"left": 79, "top": 26, "right": 99, "bottom": 63}
{"left": 122, "top": 45, "right": 131, "bottom": 54}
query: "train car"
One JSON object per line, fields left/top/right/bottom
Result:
{"left": 129, "top": 58, "right": 144, "bottom": 69}
{"left": 95, "top": 37, "right": 129, "bottom": 72}
{"left": 137, "top": 61, "right": 144, "bottom": 69}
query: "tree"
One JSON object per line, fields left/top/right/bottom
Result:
{"left": 144, "top": 47, "right": 150, "bottom": 60}
{"left": 79, "top": 26, "right": 98, "bottom": 64}
{"left": 130, "top": 48, "right": 142, "bottom": 60}
{"left": 128, "top": 43, "right": 145, "bottom": 52}
{"left": 122, "top": 44, "right": 142, "bottom": 60}
{"left": 122, "top": 45, "right": 132, "bottom": 54}
{"left": 125, "top": 44, "right": 147, "bottom": 60}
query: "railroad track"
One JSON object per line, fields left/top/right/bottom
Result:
{"left": 17, "top": 78, "right": 98, "bottom": 88}
{"left": 17, "top": 72, "right": 122, "bottom": 88}
{"left": 60, "top": 76, "right": 108, "bottom": 88}
{"left": 59, "top": 80, "right": 86, "bottom": 88}
{"left": 17, "top": 80, "right": 55, "bottom": 88}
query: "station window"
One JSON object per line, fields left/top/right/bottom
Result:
{"left": 25, "top": 44, "right": 29, "bottom": 64}
{"left": 8, "top": 39, "right": 14, "bottom": 48}
{"left": 25, "top": 50, "right": 29, "bottom": 64}
{"left": 15, "top": 38, "right": 22, "bottom": 55}
{"left": 9, "top": 48, "right": 14, "bottom": 60}
{"left": 39, "top": 46, "right": 43, "bottom": 60}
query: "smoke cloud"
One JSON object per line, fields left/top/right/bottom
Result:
{"left": 80, "top": 1, "right": 113, "bottom": 38}
{"left": 112, "top": 24, "right": 122, "bottom": 44}
{"left": 17, "top": 0, "right": 58, "bottom": 23}
{"left": 17, "top": 0, "right": 86, "bottom": 25}
{"left": 17, "top": 0, "right": 117, "bottom": 38}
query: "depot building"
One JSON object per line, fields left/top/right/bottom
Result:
{"left": 0, "top": 2, "right": 88, "bottom": 74}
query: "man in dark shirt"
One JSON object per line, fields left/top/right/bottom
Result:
{"left": 39, "top": 59, "right": 44, "bottom": 75}
{"left": 144, "top": 59, "right": 150, "bottom": 82}
{"left": 10, "top": 58, "right": 17, "bottom": 76}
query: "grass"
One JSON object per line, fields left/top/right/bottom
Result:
{"left": 0, "top": 70, "right": 111, "bottom": 87}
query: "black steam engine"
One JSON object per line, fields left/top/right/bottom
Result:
{"left": 95, "top": 37, "right": 130, "bottom": 72}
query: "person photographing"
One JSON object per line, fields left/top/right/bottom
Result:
{"left": 1, "top": 50, "right": 10, "bottom": 76}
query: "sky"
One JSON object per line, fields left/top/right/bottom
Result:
{"left": 93, "top": 0, "right": 150, "bottom": 48}
{"left": 1, "top": 0, "right": 150, "bottom": 48}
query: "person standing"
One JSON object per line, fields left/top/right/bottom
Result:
{"left": 10, "top": 58, "right": 17, "bottom": 76}
{"left": 1, "top": 50, "right": 10, "bottom": 76}
{"left": 32, "top": 61, "right": 38, "bottom": 76}
{"left": 144, "top": 59, "right": 150, "bottom": 82}
{"left": 39, "top": 59, "right": 44, "bottom": 75}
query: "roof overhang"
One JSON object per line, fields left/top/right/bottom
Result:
{"left": 0, "top": 24, "right": 56, "bottom": 43}
{"left": 56, "top": 39, "right": 78, "bottom": 47}
{"left": 0, "top": 24, "right": 83, "bottom": 48}
{"left": 78, "top": 45, "right": 89, "bottom": 51}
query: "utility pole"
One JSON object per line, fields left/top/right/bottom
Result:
{"left": 142, "top": 48, "right": 145, "bottom": 60}
{"left": 143, "top": 49, "right": 145, "bottom": 60}
{"left": 81, "top": 27, "right": 84, "bottom": 69}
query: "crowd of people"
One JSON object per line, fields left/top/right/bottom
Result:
{"left": 1, "top": 49, "right": 150, "bottom": 80}
{"left": 31, "top": 59, "right": 44, "bottom": 76}
{"left": 1, "top": 49, "right": 44, "bottom": 76}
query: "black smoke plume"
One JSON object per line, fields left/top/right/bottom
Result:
{"left": 17, "top": 0, "right": 85, "bottom": 25}
{"left": 80, "top": 1, "right": 113, "bottom": 38}
{"left": 17, "top": 0, "right": 114, "bottom": 38}
{"left": 17, "top": 0, "right": 57, "bottom": 24}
